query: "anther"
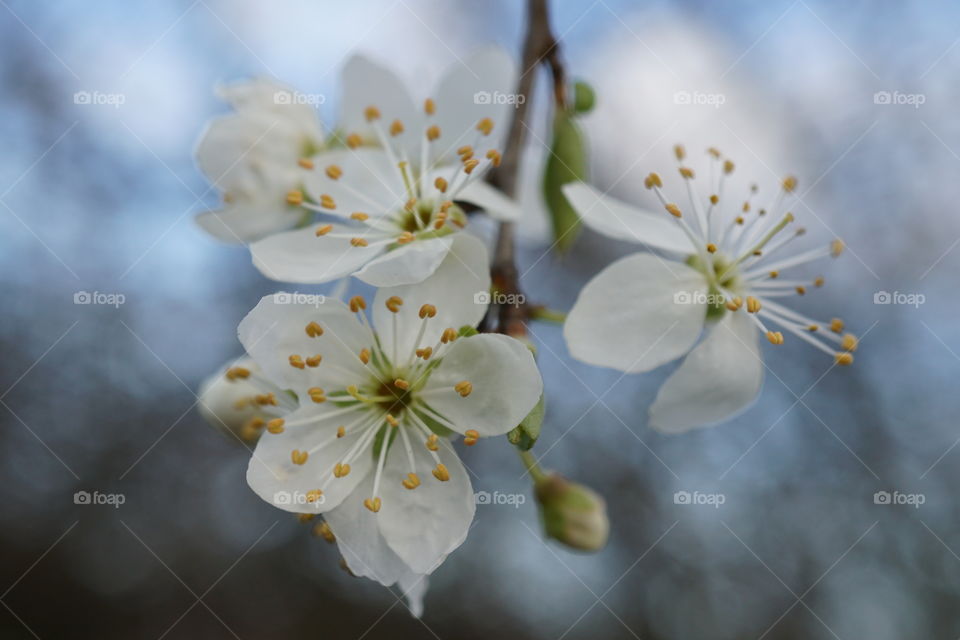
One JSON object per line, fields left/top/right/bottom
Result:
{"left": 349, "top": 296, "right": 366, "bottom": 312}
{"left": 359, "top": 348, "right": 370, "bottom": 364}
{"left": 402, "top": 473, "right": 421, "bottom": 490}
{"left": 306, "top": 489, "right": 323, "bottom": 503}
{"left": 726, "top": 296, "right": 743, "bottom": 312}
{"left": 291, "top": 450, "right": 309, "bottom": 465}
{"left": 464, "top": 429, "right": 479, "bottom": 446}
{"left": 386, "top": 414, "right": 399, "bottom": 428}
{"left": 486, "top": 149, "right": 502, "bottom": 167}
{"left": 364, "top": 497, "right": 382, "bottom": 512}
{"left": 476, "top": 118, "right": 494, "bottom": 135}
{"left": 665, "top": 203, "right": 682, "bottom": 218}
{"left": 454, "top": 381, "right": 473, "bottom": 397}
{"left": 841, "top": 334, "right": 858, "bottom": 352}
{"left": 336, "top": 426, "right": 345, "bottom": 438}
{"left": 315, "top": 224, "right": 333, "bottom": 237}
{"left": 735, "top": 216, "right": 745, "bottom": 225}
{"left": 457, "top": 145, "right": 472, "bottom": 156}
{"left": 766, "top": 331, "right": 784, "bottom": 345}
{"left": 334, "top": 462, "right": 351, "bottom": 478}
{"left": 723, "top": 160, "right": 735, "bottom": 174}
{"left": 831, "top": 239, "right": 845, "bottom": 257}
{"left": 769, "top": 271, "right": 779, "bottom": 279}
{"left": 426, "top": 125, "right": 441, "bottom": 141}
{"left": 286, "top": 190, "right": 304, "bottom": 206}
{"left": 394, "top": 379, "right": 410, "bottom": 390}
{"left": 441, "top": 328, "right": 457, "bottom": 343}
{"left": 419, "top": 304, "right": 437, "bottom": 318}
{"left": 325, "top": 165, "right": 343, "bottom": 180}
{"left": 782, "top": 175, "right": 797, "bottom": 192}
{"left": 350, "top": 212, "right": 369, "bottom": 221}
{"left": 255, "top": 393, "right": 278, "bottom": 406}
{"left": 396, "top": 231, "right": 415, "bottom": 244}
{"left": 708, "top": 147, "right": 721, "bottom": 158}
{"left": 835, "top": 352, "right": 854, "bottom": 366}
{"left": 710, "top": 194, "right": 719, "bottom": 205}
{"left": 425, "top": 434, "right": 439, "bottom": 451}
{"left": 814, "top": 276, "right": 825, "bottom": 287}
{"left": 350, "top": 237, "right": 368, "bottom": 247}
{"left": 320, "top": 194, "right": 336, "bottom": 210}
{"left": 314, "top": 521, "right": 336, "bottom": 543}
{"left": 424, "top": 98, "right": 436, "bottom": 115}
{"left": 746, "top": 296, "right": 762, "bottom": 313}
{"left": 389, "top": 119, "right": 404, "bottom": 136}
{"left": 305, "top": 321, "right": 323, "bottom": 337}
{"left": 432, "top": 464, "right": 450, "bottom": 482}
{"left": 225, "top": 367, "right": 250, "bottom": 381}
{"left": 674, "top": 144, "right": 686, "bottom": 160}
{"left": 830, "top": 318, "right": 844, "bottom": 333}
{"left": 306, "top": 355, "right": 322, "bottom": 367}
{"left": 267, "top": 418, "right": 285, "bottom": 434}
{"left": 706, "top": 243, "right": 717, "bottom": 253}
{"left": 346, "top": 133, "right": 362, "bottom": 148}
{"left": 364, "top": 106, "right": 381, "bottom": 122}
{"left": 308, "top": 387, "right": 326, "bottom": 403}
{"left": 795, "top": 286, "right": 806, "bottom": 295}
{"left": 644, "top": 172, "right": 663, "bottom": 189}
{"left": 289, "top": 355, "right": 305, "bottom": 369}
{"left": 679, "top": 167, "right": 695, "bottom": 179}
{"left": 808, "top": 324, "right": 819, "bottom": 332}
{"left": 385, "top": 296, "right": 403, "bottom": 313}
{"left": 434, "top": 177, "right": 448, "bottom": 193}
{"left": 463, "top": 158, "right": 480, "bottom": 174}
{"left": 298, "top": 158, "right": 315, "bottom": 170}
{"left": 416, "top": 347, "right": 433, "bottom": 359}
{"left": 298, "top": 513, "right": 315, "bottom": 523}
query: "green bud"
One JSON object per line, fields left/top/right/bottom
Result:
{"left": 543, "top": 112, "right": 589, "bottom": 252}
{"left": 534, "top": 473, "right": 609, "bottom": 551}
{"left": 572, "top": 80, "right": 596, "bottom": 114}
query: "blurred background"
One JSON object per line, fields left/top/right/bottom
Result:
{"left": 1, "top": 0, "right": 958, "bottom": 637}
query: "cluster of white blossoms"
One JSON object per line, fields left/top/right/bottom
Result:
{"left": 563, "top": 145, "right": 856, "bottom": 433}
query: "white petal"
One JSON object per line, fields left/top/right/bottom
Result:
{"left": 354, "top": 236, "right": 452, "bottom": 287}
{"left": 217, "top": 77, "right": 322, "bottom": 132}
{"left": 302, "top": 148, "right": 405, "bottom": 217}
{"left": 397, "top": 571, "right": 429, "bottom": 618}
{"left": 562, "top": 183, "right": 692, "bottom": 254}
{"left": 431, "top": 47, "right": 517, "bottom": 161}
{"left": 325, "top": 474, "right": 411, "bottom": 586}
{"left": 197, "top": 357, "right": 265, "bottom": 438}
{"left": 196, "top": 197, "right": 302, "bottom": 244}
{"left": 454, "top": 178, "right": 520, "bottom": 222}
{"left": 564, "top": 253, "right": 708, "bottom": 373}
{"left": 246, "top": 407, "right": 375, "bottom": 513}
{"left": 649, "top": 310, "right": 764, "bottom": 433}
{"left": 372, "top": 233, "right": 490, "bottom": 360}
{"left": 237, "top": 294, "right": 372, "bottom": 395}
{"left": 378, "top": 443, "right": 474, "bottom": 574}
{"left": 250, "top": 224, "right": 388, "bottom": 284}
{"left": 339, "top": 55, "right": 422, "bottom": 158}
{"left": 422, "top": 333, "right": 542, "bottom": 437}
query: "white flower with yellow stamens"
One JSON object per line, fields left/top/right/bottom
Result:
{"left": 248, "top": 49, "right": 520, "bottom": 287}
{"left": 562, "top": 145, "right": 857, "bottom": 433}
{"left": 195, "top": 78, "right": 326, "bottom": 242}
{"left": 237, "top": 234, "right": 542, "bottom": 601}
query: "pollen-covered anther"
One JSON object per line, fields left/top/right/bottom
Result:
{"left": 831, "top": 239, "right": 845, "bottom": 257}
{"left": 746, "top": 296, "right": 762, "bottom": 313}
{"left": 710, "top": 194, "right": 719, "bottom": 205}
{"left": 402, "top": 473, "right": 421, "bottom": 490}
{"left": 766, "top": 331, "right": 785, "bottom": 345}
{"left": 385, "top": 295, "right": 403, "bottom": 313}
{"left": 464, "top": 429, "right": 480, "bottom": 446}
{"left": 306, "top": 489, "right": 323, "bottom": 503}
{"left": 255, "top": 393, "right": 278, "bottom": 406}
{"left": 674, "top": 144, "right": 686, "bottom": 160}
{"left": 424, "top": 98, "right": 436, "bottom": 115}
{"left": 463, "top": 158, "right": 480, "bottom": 174}
{"left": 336, "top": 426, "right": 345, "bottom": 438}
{"left": 426, "top": 125, "right": 441, "bottom": 141}
{"left": 419, "top": 304, "right": 437, "bottom": 319}
{"left": 305, "top": 355, "right": 322, "bottom": 368}
{"left": 396, "top": 231, "right": 415, "bottom": 244}
{"left": 267, "top": 418, "right": 285, "bottom": 434}
{"left": 291, "top": 449, "right": 309, "bottom": 465}
{"left": 726, "top": 296, "right": 743, "bottom": 312}
{"left": 769, "top": 271, "right": 779, "bottom": 279}
{"left": 359, "top": 348, "right": 370, "bottom": 364}
{"left": 350, "top": 237, "right": 368, "bottom": 247}
{"left": 434, "top": 177, "right": 448, "bottom": 193}
{"left": 432, "top": 463, "right": 450, "bottom": 481}
{"left": 308, "top": 387, "right": 326, "bottom": 403}
{"left": 736, "top": 216, "right": 745, "bottom": 225}
{"left": 724, "top": 160, "right": 735, "bottom": 174}
{"left": 477, "top": 118, "right": 494, "bottom": 136}
{"left": 439, "top": 200, "right": 453, "bottom": 213}
{"left": 386, "top": 414, "right": 399, "bottom": 428}
{"left": 305, "top": 321, "right": 323, "bottom": 337}
{"left": 795, "top": 286, "right": 806, "bottom": 295}
{"left": 425, "top": 434, "right": 439, "bottom": 451}
{"left": 404, "top": 197, "right": 416, "bottom": 213}
{"left": 416, "top": 347, "right": 433, "bottom": 360}
{"left": 315, "top": 224, "right": 333, "bottom": 237}
{"left": 644, "top": 172, "right": 663, "bottom": 189}
{"left": 346, "top": 133, "right": 362, "bottom": 148}
{"left": 289, "top": 354, "right": 305, "bottom": 369}
{"left": 333, "top": 462, "right": 351, "bottom": 478}
{"left": 706, "top": 243, "right": 718, "bottom": 253}
{"left": 665, "top": 203, "right": 682, "bottom": 218}
{"left": 782, "top": 175, "right": 798, "bottom": 192}
{"left": 286, "top": 190, "right": 304, "bottom": 206}
{"left": 830, "top": 318, "right": 844, "bottom": 333}
{"left": 441, "top": 328, "right": 457, "bottom": 344}
{"left": 835, "top": 352, "right": 854, "bottom": 366}
{"left": 389, "top": 119, "right": 404, "bottom": 136}
{"left": 394, "top": 378, "right": 410, "bottom": 390}
{"left": 364, "top": 497, "right": 382, "bottom": 512}
{"left": 679, "top": 167, "right": 695, "bottom": 179}
{"left": 325, "top": 164, "right": 343, "bottom": 180}
{"left": 457, "top": 145, "right": 473, "bottom": 156}
{"left": 350, "top": 212, "right": 369, "bottom": 221}
{"left": 225, "top": 367, "right": 250, "bottom": 381}
{"left": 841, "top": 333, "right": 859, "bottom": 352}
{"left": 808, "top": 324, "right": 819, "bottom": 332}
{"left": 320, "top": 194, "right": 336, "bottom": 210}
{"left": 742, "top": 202, "right": 751, "bottom": 213}
{"left": 486, "top": 149, "right": 502, "bottom": 167}
{"left": 298, "top": 158, "right": 315, "bottom": 170}
{"left": 454, "top": 381, "right": 473, "bottom": 397}
{"left": 814, "top": 276, "right": 825, "bottom": 287}
{"left": 708, "top": 147, "right": 721, "bottom": 159}
{"left": 313, "top": 521, "right": 335, "bottom": 543}
{"left": 298, "top": 513, "right": 315, "bottom": 523}
{"left": 349, "top": 295, "right": 367, "bottom": 312}
{"left": 364, "top": 106, "right": 381, "bottom": 122}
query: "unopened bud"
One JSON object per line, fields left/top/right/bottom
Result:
{"left": 534, "top": 473, "right": 609, "bottom": 552}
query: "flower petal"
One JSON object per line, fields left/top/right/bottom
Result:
{"left": 372, "top": 233, "right": 490, "bottom": 360}
{"left": 378, "top": 443, "right": 474, "bottom": 574}
{"left": 325, "top": 473, "right": 412, "bottom": 586}
{"left": 237, "top": 293, "right": 373, "bottom": 395}
{"left": 196, "top": 197, "right": 302, "bottom": 244}
{"left": 302, "top": 148, "right": 405, "bottom": 217}
{"left": 198, "top": 357, "right": 268, "bottom": 439}
{"left": 564, "top": 253, "right": 708, "bottom": 373}
{"left": 250, "top": 224, "right": 388, "bottom": 284}
{"left": 246, "top": 406, "right": 376, "bottom": 513}
{"left": 431, "top": 47, "right": 517, "bottom": 161}
{"left": 453, "top": 177, "right": 520, "bottom": 222}
{"left": 562, "top": 182, "right": 692, "bottom": 254}
{"left": 649, "top": 310, "right": 764, "bottom": 433}
{"left": 397, "top": 571, "right": 429, "bottom": 618}
{"left": 354, "top": 236, "right": 453, "bottom": 287}
{"left": 421, "top": 333, "right": 542, "bottom": 437}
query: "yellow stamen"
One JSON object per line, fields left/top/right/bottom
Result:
{"left": 441, "top": 328, "right": 457, "bottom": 343}
{"left": 674, "top": 144, "right": 686, "bottom": 160}
{"left": 835, "top": 352, "right": 854, "bottom": 366}
{"left": 831, "top": 239, "right": 845, "bottom": 257}
{"left": 349, "top": 296, "right": 366, "bottom": 312}
{"left": 305, "top": 322, "right": 323, "bottom": 337}
{"left": 298, "top": 158, "right": 314, "bottom": 170}
{"left": 286, "top": 190, "right": 303, "bottom": 206}
{"left": 225, "top": 367, "right": 250, "bottom": 380}
{"left": 426, "top": 125, "right": 441, "bottom": 141}
{"left": 305, "top": 354, "right": 322, "bottom": 367}
{"left": 364, "top": 497, "right": 381, "bottom": 512}
{"left": 267, "top": 418, "right": 285, "bottom": 434}
{"left": 315, "top": 224, "right": 333, "bottom": 237}
{"left": 396, "top": 231, "right": 415, "bottom": 244}
{"left": 457, "top": 145, "right": 473, "bottom": 156}
{"left": 710, "top": 194, "right": 719, "bottom": 205}
{"left": 708, "top": 147, "right": 721, "bottom": 158}
{"left": 665, "top": 203, "right": 682, "bottom": 218}
{"left": 679, "top": 167, "right": 694, "bottom": 179}
{"left": 386, "top": 414, "right": 399, "bottom": 428}
{"left": 350, "top": 237, "right": 368, "bottom": 247}
{"left": 325, "top": 165, "right": 343, "bottom": 180}
{"left": 359, "top": 348, "right": 370, "bottom": 364}
{"left": 746, "top": 296, "right": 761, "bottom": 313}
{"left": 841, "top": 334, "right": 858, "bottom": 352}
{"left": 334, "top": 462, "right": 351, "bottom": 478}
{"left": 255, "top": 393, "right": 278, "bottom": 406}
{"left": 306, "top": 489, "right": 323, "bottom": 503}
{"left": 725, "top": 296, "right": 743, "bottom": 312}
{"left": 389, "top": 119, "right": 404, "bottom": 136}
{"left": 808, "top": 324, "right": 819, "bottom": 332}
{"left": 434, "top": 177, "right": 448, "bottom": 193}
{"left": 419, "top": 304, "right": 437, "bottom": 318}
{"left": 426, "top": 434, "right": 439, "bottom": 451}
{"left": 476, "top": 118, "right": 494, "bottom": 136}
{"left": 289, "top": 355, "right": 305, "bottom": 369}
{"left": 724, "top": 160, "right": 735, "bottom": 174}
{"left": 298, "top": 513, "right": 315, "bottom": 523}
{"left": 706, "top": 243, "right": 717, "bottom": 253}
{"left": 486, "top": 149, "right": 502, "bottom": 167}
{"left": 416, "top": 347, "right": 433, "bottom": 360}
{"left": 454, "top": 381, "right": 473, "bottom": 397}
{"left": 830, "top": 318, "right": 844, "bottom": 333}
{"left": 350, "top": 212, "right": 369, "bottom": 221}
{"left": 814, "top": 276, "right": 825, "bottom": 287}
{"left": 394, "top": 379, "right": 410, "bottom": 390}
{"left": 402, "top": 473, "right": 420, "bottom": 490}
{"left": 346, "top": 133, "right": 362, "bottom": 148}
{"left": 432, "top": 464, "right": 450, "bottom": 482}
{"left": 769, "top": 270, "right": 779, "bottom": 279}
{"left": 313, "top": 521, "right": 335, "bottom": 543}
{"left": 291, "top": 450, "right": 309, "bottom": 465}
{"left": 464, "top": 429, "right": 479, "bottom": 446}
{"left": 766, "top": 331, "right": 784, "bottom": 345}
{"left": 463, "top": 158, "right": 480, "bottom": 174}
{"left": 795, "top": 286, "right": 806, "bottom": 295}
{"left": 336, "top": 426, "right": 345, "bottom": 438}
{"left": 385, "top": 296, "right": 403, "bottom": 313}
{"left": 424, "top": 98, "right": 436, "bottom": 115}
{"left": 364, "top": 106, "right": 380, "bottom": 122}
{"left": 320, "top": 194, "right": 336, "bottom": 210}
{"left": 782, "top": 175, "right": 797, "bottom": 192}
{"left": 644, "top": 172, "right": 663, "bottom": 189}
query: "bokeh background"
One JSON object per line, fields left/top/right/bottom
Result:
{"left": 2, "top": 0, "right": 959, "bottom": 638}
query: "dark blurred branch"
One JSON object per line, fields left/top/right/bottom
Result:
{"left": 483, "top": 0, "right": 566, "bottom": 337}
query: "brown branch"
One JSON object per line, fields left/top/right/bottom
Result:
{"left": 483, "top": 0, "right": 566, "bottom": 337}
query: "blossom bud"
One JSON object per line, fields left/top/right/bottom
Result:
{"left": 198, "top": 358, "right": 271, "bottom": 443}
{"left": 534, "top": 473, "right": 609, "bottom": 551}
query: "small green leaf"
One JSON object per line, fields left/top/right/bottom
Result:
{"left": 457, "top": 325, "right": 479, "bottom": 338}
{"left": 572, "top": 81, "right": 596, "bottom": 114}
{"left": 508, "top": 393, "right": 546, "bottom": 451}
{"left": 543, "top": 112, "right": 589, "bottom": 252}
